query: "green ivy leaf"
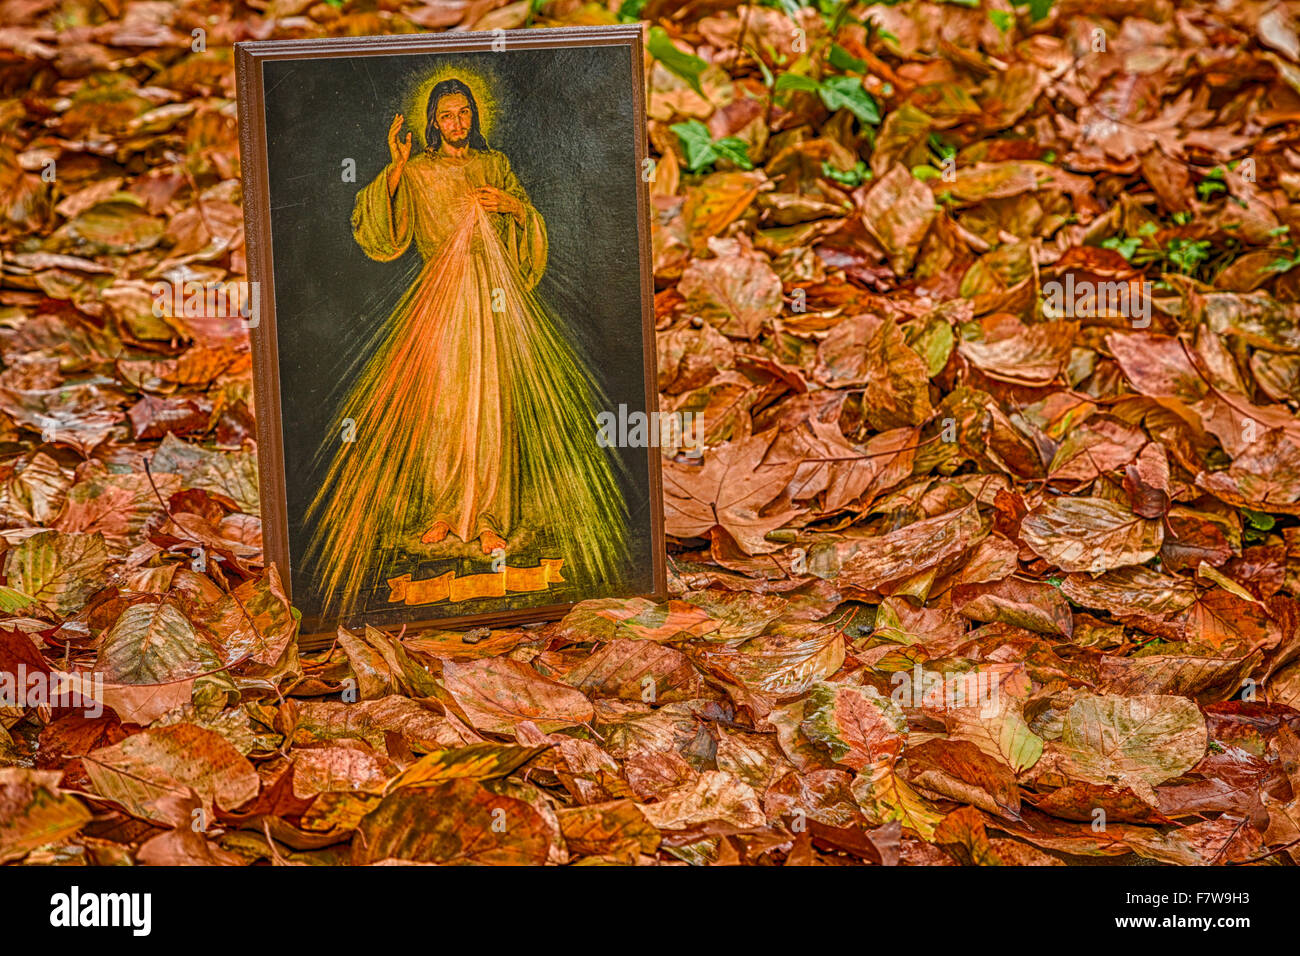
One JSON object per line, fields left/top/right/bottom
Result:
{"left": 773, "top": 72, "right": 822, "bottom": 95}
{"left": 670, "top": 120, "right": 716, "bottom": 171}
{"left": 1017, "top": 0, "right": 1054, "bottom": 20}
{"left": 617, "top": 0, "right": 646, "bottom": 21}
{"left": 648, "top": 26, "right": 707, "bottom": 96}
{"left": 818, "top": 75, "right": 881, "bottom": 125}
{"left": 822, "top": 159, "right": 871, "bottom": 187}
{"left": 713, "top": 136, "right": 756, "bottom": 171}
{"left": 828, "top": 43, "right": 866, "bottom": 73}
{"left": 670, "top": 121, "right": 753, "bottom": 172}
{"left": 1101, "top": 235, "right": 1141, "bottom": 261}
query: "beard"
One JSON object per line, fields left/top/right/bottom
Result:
{"left": 445, "top": 133, "right": 470, "bottom": 149}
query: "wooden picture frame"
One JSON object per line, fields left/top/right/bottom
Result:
{"left": 235, "top": 25, "right": 665, "bottom": 643}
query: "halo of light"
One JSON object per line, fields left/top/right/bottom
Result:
{"left": 404, "top": 64, "right": 499, "bottom": 150}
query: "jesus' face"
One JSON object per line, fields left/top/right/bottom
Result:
{"left": 434, "top": 92, "right": 473, "bottom": 149}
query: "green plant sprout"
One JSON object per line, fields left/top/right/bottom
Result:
{"left": 822, "top": 158, "right": 871, "bottom": 186}
{"left": 671, "top": 120, "right": 755, "bottom": 172}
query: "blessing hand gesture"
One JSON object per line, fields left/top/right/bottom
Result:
{"left": 386, "top": 113, "right": 412, "bottom": 194}
{"left": 387, "top": 112, "right": 413, "bottom": 167}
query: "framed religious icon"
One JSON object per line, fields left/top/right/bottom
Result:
{"left": 235, "top": 25, "right": 665, "bottom": 640}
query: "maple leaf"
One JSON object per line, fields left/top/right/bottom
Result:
{"left": 663, "top": 429, "right": 804, "bottom": 553}
{"left": 678, "top": 236, "right": 783, "bottom": 340}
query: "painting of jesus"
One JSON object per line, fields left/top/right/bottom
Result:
{"left": 238, "top": 30, "right": 663, "bottom": 636}
{"left": 302, "top": 76, "right": 630, "bottom": 621}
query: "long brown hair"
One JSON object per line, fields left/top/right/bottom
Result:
{"left": 424, "top": 78, "right": 488, "bottom": 151}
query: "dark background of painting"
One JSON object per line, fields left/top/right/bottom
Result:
{"left": 259, "top": 44, "right": 654, "bottom": 626}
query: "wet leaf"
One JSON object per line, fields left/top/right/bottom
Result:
{"left": 83, "top": 723, "right": 260, "bottom": 825}
{"left": 1050, "top": 695, "right": 1207, "bottom": 801}
{"left": 0, "top": 769, "right": 92, "bottom": 863}
{"left": 3, "top": 530, "right": 110, "bottom": 617}
{"left": 635, "top": 770, "right": 765, "bottom": 831}
{"left": 96, "top": 595, "right": 220, "bottom": 685}
{"left": 851, "top": 758, "right": 945, "bottom": 840}
{"left": 353, "top": 778, "right": 550, "bottom": 865}
{"left": 800, "top": 681, "right": 907, "bottom": 770}
{"left": 1021, "top": 497, "right": 1163, "bottom": 573}
{"left": 441, "top": 658, "right": 595, "bottom": 735}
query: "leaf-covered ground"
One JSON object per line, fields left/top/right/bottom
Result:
{"left": 2, "top": 0, "right": 1300, "bottom": 865}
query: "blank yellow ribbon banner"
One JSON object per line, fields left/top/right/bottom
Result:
{"left": 386, "top": 559, "right": 566, "bottom": 606}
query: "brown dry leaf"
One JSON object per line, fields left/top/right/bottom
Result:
{"left": 1106, "top": 332, "right": 1207, "bottom": 403}
{"left": 283, "top": 743, "right": 395, "bottom": 799}
{"left": 933, "top": 805, "right": 1013, "bottom": 865}
{"left": 863, "top": 317, "right": 935, "bottom": 429}
{"left": 1021, "top": 497, "right": 1163, "bottom": 573}
{"left": 289, "top": 696, "right": 480, "bottom": 753}
{"left": 958, "top": 318, "right": 1076, "bottom": 386}
{"left": 54, "top": 465, "right": 179, "bottom": 552}
{"left": 83, "top": 723, "right": 260, "bottom": 825}
{"left": 3, "top": 529, "right": 110, "bottom": 617}
{"left": 1032, "top": 782, "right": 1173, "bottom": 826}
{"left": 1262, "top": 727, "right": 1300, "bottom": 847}
{"left": 136, "top": 825, "right": 246, "bottom": 866}
{"left": 1048, "top": 695, "right": 1207, "bottom": 803}
{"left": 799, "top": 681, "right": 906, "bottom": 770}
{"left": 635, "top": 770, "right": 765, "bottom": 831}
{"left": 353, "top": 778, "right": 550, "bottom": 865}
{"left": 89, "top": 679, "right": 195, "bottom": 727}
{"left": 1058, "top": 568, "right": 1198, "bottom": 644}
{"left": 953, "top": 578, "right": 1074, "bottom": 638}
{"left": 681, "top": 171, "right": 764, "bottom": 256}
{"left": 149, "top": 433, "right": 260, "bottom": 514}
{"left": 838, "top": 503, "right": 988, "bottom": 592}
{"left": 932, "top": 665, "right": 1044, "bottom": 775}
{"left": 663, "top": 430, "right": 804, "bottom": 553}
{"left": 440, "top": 658, "right": 595, "bottom": 735}
{"left": 1198, "top": 431, "right": 1300, "bottom": 515}
{"left": 688, "top": 621, "right": 846, "bottom": 702}
{"left": 385, "top": 743, "right": 550, "bottom": 792}
{"left": 1048, "top": 418, "right": 1148, "bottom": 484}
{"left": 1124, "top": 442, "right": 1172, "bottom": 518}
{"left": 336, "top": 624, "right": 439, "bottom": 699}
{"left": 679, "top": 236, "right": 783, "bottom": 340}
{"left": 95, "top": 595, "right": 221, "bottom": 685}
{"left": 850, "top": 757, "right": 945, "bottom": 840}
{"left": 1097, "top": 652, "right": 1259, "bottom": 702}
{"left": 901, "top": 739, "right": 1021, "bottom": 818}
{"left": 557, "top": 799, "right": 661, "bottom": 858}
{"left": 563, "top": 639, "right": 706, "bottom": 703}
{"left": 0, "top": 768, "right": 92, "bottom": 863}
{"left": 858, "top": 164, "right": 936, "bottom": 274}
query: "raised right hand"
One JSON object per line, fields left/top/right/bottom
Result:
{"left": 387, "top": 112, "right": 412, "bottom": 168}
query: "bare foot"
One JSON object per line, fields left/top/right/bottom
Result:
{"left": 421, "top": 520, "right": 451, "bottom": 545}
{"left": 479, "top": 529, "right": 506, "bottom": 554}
